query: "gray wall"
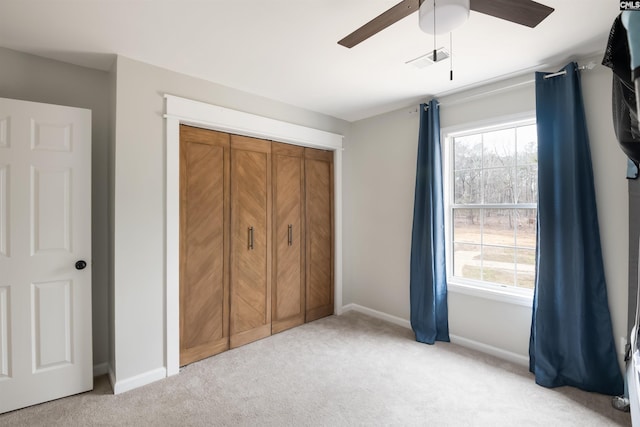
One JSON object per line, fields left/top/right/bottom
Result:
{"left": 110, "top": 55, "right": 350, "bottom": 382}
{"left": 2, "top": 45, "right": 629, "bottom": 387}
{"left": 0, "top": 47, "right": 112, "bottom": 370}
{"left": 343, "top": 62, "right": 629, "bottom": 365}
{"left": 584, "top": 63, "right": 629, "bottom": 365}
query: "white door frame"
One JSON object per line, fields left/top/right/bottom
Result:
{"left": 163, "top": 95, "right": 343, "bottom": 376}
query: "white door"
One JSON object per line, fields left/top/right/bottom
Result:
{"left": 0, "top": 97, "right": 92, "bottom": 413}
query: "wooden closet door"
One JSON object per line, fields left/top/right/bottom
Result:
{"left": 230, "top": 135, "right": 272, "bottom": 348}
{"left": 179, "top": 125, "right": 230, "bottom": 366}
{"left": 305, "top": 148, "right": 334, "bottom": 322}
{"left": 271, "top": 143, "right": 305, "bottom": 334}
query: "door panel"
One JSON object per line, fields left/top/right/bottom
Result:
{"left": 32, "top": 167, "right": 71, "bottom": 254}
{"left": 0, "top": 286, "right": 9, "bottom": 379}
{"left": 305, "top": 149, "right": 334, "bottom": 322}
{"left": 32, "top": 280, "right": 72, "bottom": 371}
{"left": 0, "top": 97, "right": 92, "bottom": 414}
{"left": 230, "top": 136, "right": 271, "bottom": 348}
{"left": 0, "top": 165, "right": 8, "bottom": 258}
{"left": 31, "top": 120, "right": 72, "bottom": 152}
{"left": 272, "top": 143, "right": 305, "bottom": 334}
{"left": 0, "top": 117, "right": 8, "bottom": 148}
{"left": 179, "top": 126, "right": 230, "bottom": 366}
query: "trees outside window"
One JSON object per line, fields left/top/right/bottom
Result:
{"left": 448, "top": 122, "right": 537, "bottom": 290}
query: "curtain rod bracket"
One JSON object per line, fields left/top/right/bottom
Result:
{"left": 543, "top": 61, "right": 596, "bottom": 79}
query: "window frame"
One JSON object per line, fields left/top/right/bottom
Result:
{"left": 442, "top": 112, "right": 537, "bottom": 307}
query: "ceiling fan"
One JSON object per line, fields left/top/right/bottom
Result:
{"left": 338, "top": 0, "right": 555, "bottom": 48}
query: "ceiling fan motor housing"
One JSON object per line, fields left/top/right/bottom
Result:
{"left": 419, "top": 0, "right": 470, "bottom": 35}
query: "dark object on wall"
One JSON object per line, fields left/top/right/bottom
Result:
{"left": 603, "top": 14, "right": 640, "bottom": 166}
{"left": 603, "top": 11, "right": 640, "bottom": 357}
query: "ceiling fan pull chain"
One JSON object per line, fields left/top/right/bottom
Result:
{"left": 450, "top": 31, "right": 453, "bottom": 81}
{"left": 433, "top": 0, "right": 437, "bottom": 62}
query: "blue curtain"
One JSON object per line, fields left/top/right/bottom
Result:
{"left": 529, "top": 62, "right": 624, "bottom": 395}
{"left": 410, "top": 99, "right": 449, "bottom": 344}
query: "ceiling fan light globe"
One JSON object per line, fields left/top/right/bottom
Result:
{"left": 418, "top": 0, "right": 470, "bottom": 35}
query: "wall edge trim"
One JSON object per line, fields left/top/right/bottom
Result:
{"left": 111, "top": 367, "right": 166, "bottom": 395}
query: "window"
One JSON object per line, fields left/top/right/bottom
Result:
{"left": 445, "top": 119, "right": 537, "bottom": 295}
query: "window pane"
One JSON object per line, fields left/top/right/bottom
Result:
{"left": 483, "top": 168, "right": 514, "bottom": 204}
{"left": 516, "top": 209, "right": 536, "bottom": 249}
{"left": 516, "top": 166, "right": 537, "bottom": 203}
{"left": 483, "top": 209, "right": 514, "bottom": 246}
{"left": 453, "top": 243, "right": 481, "bottom": 280}
{"left": 482, "top": 246, "right": 515, "bottom": 286}
{"left": 516, "top": 249, "right": 536, "bottom": 289}
{"left": 453, "top": 209, "right": 481, "bottom": 244}
{"left": 448, "top": 121, "right": 537, "bottom": 292}
{"left": 454, "top": 170, "right": 481, "bottom": 204}
{"left": 483, "top": 128, "right": 515, "bottom": 169}
{"left": 454, "top": 134, "right": 482, "bottom": 171}
{"left": 517, "top": 125, "right": 537, "bottom": 166}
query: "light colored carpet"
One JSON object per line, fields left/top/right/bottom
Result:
{"left": 0, "top": 311, "right": 632, "bottom": 426}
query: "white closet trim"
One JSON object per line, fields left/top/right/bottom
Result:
{"left": 164, "top": 95, "right": 344, "bottom": 376}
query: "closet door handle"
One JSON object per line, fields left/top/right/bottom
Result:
{"left": 248, "top": 226, "right": 254, "bottom": 250}
{"left": 288, "top": 224, "right": 293, "bottom": 246}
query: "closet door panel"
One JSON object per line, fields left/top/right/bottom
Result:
{"left": 179, "top": 126, "right": 230, "bottom": 366}
{"left": 272, "top": 143, "right": 305, "bottom": 334}
{"left": 305, "top": 148, "right": 334, "bottom": 322}
{"left": 230, "top": 136, "right": 271, "bottom": 348}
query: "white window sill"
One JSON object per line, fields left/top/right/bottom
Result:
{"left": 447, "top": 281, "right": 533, "bottom": 308}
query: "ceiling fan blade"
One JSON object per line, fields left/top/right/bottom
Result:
{"left": 470, "top": 0, "right": 554, "bottom": 28}
{"left": 338, "top": 0, "right": 419, "bottom": 48}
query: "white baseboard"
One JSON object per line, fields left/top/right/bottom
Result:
{"left": 342, "top": 303, "right": 412, "bottom": 329}
{"left": 109, "top": 367, "right": 167, "bottom": 395}
{"left": 341, "top": 303, "right": 529, "bottom": 367}
{"left": 93, "top": 362, "right": 109, "bottom": 377}
{"left": 449, "top": 334, "right": 529, "bottom": 367}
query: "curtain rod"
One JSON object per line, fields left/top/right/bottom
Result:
{"left": 408, "top": 79, "right": 530, "bottom": 113}
{"left": 543, "top": 61, "right": 597, "bottom": 79}
{"left": 409, "top": 60, "right": 598, "bottom": 114}
{"left": 409, "top": 78, "right": 534, "bottom": 112}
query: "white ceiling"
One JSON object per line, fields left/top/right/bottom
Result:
{"left": 0, "top": 0, "right": 621, "bottom": 122}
